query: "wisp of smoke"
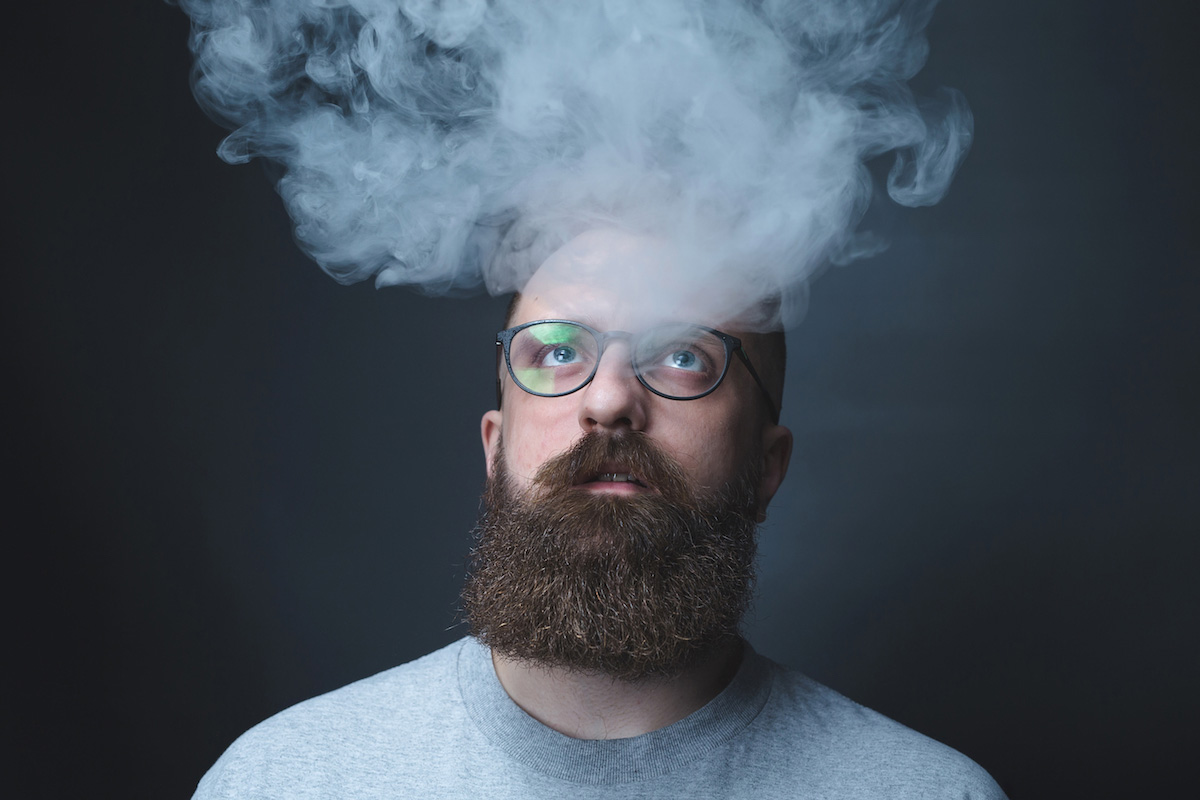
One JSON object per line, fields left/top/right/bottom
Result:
{"left": 178, "top": 0, "right": 972, "bottom": 329}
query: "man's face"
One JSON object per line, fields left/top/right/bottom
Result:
{"left": 480, "top": 229, "right": 791, "bottom": 514}
{"left": 468, "top": 229, "right": 793, "bottom": 678}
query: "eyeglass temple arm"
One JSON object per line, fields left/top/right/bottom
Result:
{"left": 495, "top": 341, "right": 504, "bottom": 409}
{"left": 734, "top": 346, "right": 779, "bottom": 423}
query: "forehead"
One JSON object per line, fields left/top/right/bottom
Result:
{"left": 512, "top": 229, "right": 746, "bottom": 332}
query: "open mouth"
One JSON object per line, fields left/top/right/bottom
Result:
{"left": 575, "top": 466, "right": 650, "bottom": 490}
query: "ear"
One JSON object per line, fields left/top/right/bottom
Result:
{"left": 481, "top": 408, "right": 503, "bottom": 477}
{"left": 756, "top": 423, "right": 793, "bottom": 522}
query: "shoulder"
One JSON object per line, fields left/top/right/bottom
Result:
{"left": 749, "top": 659, "right": 1007, "bottom": 799}
{"left": 193, "top": 639, "right": 470, "bottom": 799}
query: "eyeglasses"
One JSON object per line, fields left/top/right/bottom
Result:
{"left": 495, "top": 319, "right": 778, "bottom": 421}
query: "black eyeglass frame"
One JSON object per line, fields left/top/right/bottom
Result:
{"left": 495, "top": 318, "right": 779, "bottom": 422}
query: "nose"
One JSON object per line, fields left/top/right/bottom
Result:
{"left": 579, "top": 340, "right": 648, "bottom": 432}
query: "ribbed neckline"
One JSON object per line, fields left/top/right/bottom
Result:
{"left": 456, "top": 636, "right": 774, "bottom": 785}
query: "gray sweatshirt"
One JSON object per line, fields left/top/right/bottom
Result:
{"left": 194, "top": 637, "right": 1006, "bottom": 799}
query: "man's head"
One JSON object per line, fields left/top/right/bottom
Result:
{"left": 464, "top": 229, "right": 793, "bottom": 679}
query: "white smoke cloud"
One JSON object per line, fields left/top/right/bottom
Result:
{"left": 177, "top": 0, "right": 972, "bottom": 329}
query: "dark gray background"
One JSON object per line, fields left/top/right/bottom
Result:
{"left": 7, "top": 1, "right": 1197, "bottom": 797}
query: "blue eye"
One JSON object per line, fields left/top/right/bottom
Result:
{"left": 543, "top": 345, "right": 580, "bottom": 366}
{"left": 665, "top": 349, "right": 702, "bottom": 371}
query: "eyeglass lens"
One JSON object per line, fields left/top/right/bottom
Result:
{"left": 508, "top": 321, "right": 727, "bottom": 398}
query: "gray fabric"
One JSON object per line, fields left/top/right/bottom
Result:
{"left": 194, "top": 638, "right": 1007, "bottom": 799}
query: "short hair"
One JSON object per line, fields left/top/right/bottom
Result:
{"left": 500, "top": 292, "right": 786, "bottom": 422}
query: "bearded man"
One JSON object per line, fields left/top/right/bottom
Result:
{"left": 193, "top": 230, "right": 1006, "bottom": 798}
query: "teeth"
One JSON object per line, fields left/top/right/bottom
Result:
{"left": 599, "top": 473, "right": 633, "bottom": 482}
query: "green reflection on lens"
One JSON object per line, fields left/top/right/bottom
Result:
{"left": 514, "top": 367, "right": 555, "bottom": 394}
{"left": 528, "top": 322, "right": 582, "bottom": 345}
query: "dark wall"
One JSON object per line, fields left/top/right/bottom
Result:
{"left": 8, "top": 2, "right": 1196, "bottom": 796}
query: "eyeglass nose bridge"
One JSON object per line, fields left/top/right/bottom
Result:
{"left": 573, "top": 328, "right": 640, "bottom": 393}
{"left": 592, "top": 329, "right": 636, "bottom": 359}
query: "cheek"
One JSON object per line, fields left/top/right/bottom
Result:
{"left": 658, "top": 406, "right": 757, "bottom": 489}
{"left": 501, "top": 400, "right": 579, "bottom": 481}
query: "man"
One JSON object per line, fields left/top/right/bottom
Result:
{"left": 193, "top": 230, "right": 1007, "bottom": 798}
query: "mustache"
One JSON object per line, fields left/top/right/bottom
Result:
{"left": 528, "top": 432, "right": 692, "bottom": 503}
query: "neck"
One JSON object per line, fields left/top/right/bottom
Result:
{"left": 490, "top": 639, "right": 744, "bottom": 740}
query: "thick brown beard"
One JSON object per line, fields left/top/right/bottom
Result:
{"left": 461, "top": 431, "right": 760, "bottom": 681}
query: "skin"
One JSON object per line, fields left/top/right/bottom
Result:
{"left": 479, "top": 228, "right": 793, "bottom": 739}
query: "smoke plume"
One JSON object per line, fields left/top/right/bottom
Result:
{"left": 178, "top": 0, "right": 971, "bottom": 328}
